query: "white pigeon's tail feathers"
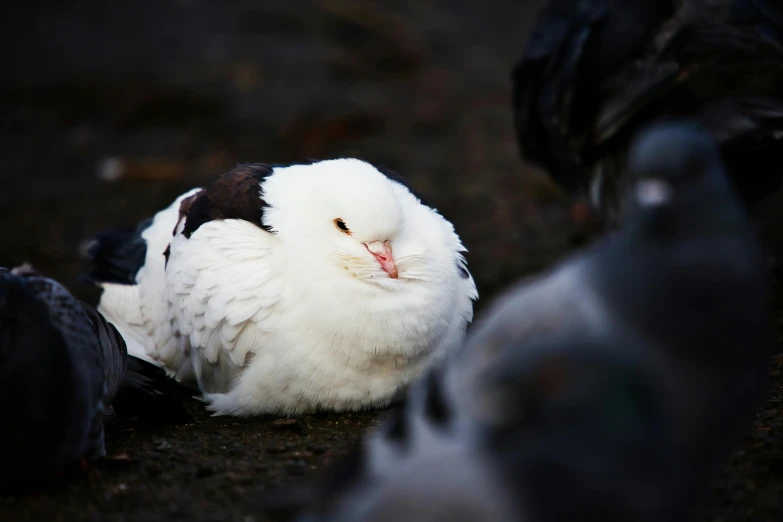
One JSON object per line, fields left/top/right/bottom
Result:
{"left": 95, "top": 282, "right": 152, "bottom": 362}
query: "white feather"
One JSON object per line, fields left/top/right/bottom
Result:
{"left": 97, "top": 159, "right": 478, "bottom": 416}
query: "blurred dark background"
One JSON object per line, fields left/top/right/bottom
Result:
{"left": 0, "top": 0, "right": 599, "bottom": 313}
{"left": 0, "top": 2, "right": 780, "bottom": 521}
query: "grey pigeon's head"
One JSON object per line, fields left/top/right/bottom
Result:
{"left": 467, "top": 334, "right": 679, "bottom": 522}
{"left": 0, "top": 270, "right": 76, "bottom": 489}
{"left": 627, "top": 122, "right": 728, "bottom": 210}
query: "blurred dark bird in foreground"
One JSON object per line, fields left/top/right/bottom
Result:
{"left": 0, "top": 264, "right": 191, "bottom": 491}
{"left": 259, "top": 123, "right": 769, "bottom": 521}
{"left": 455, "top": 122, "right": 773, "bottom": 519}
{"left": 513, "top": 0, "right": 783, "bottom": 223}
{"left": 461, "top": 335, "right": 679, "bottom": 522}
{"left": 285, "top": 338, "right": 678, "bottom": 522}
{"left": 289, "top": 369, "right": 519, "bottom": 522}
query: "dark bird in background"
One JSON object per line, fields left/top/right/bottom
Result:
{"left": 0, "top": 264, "right": 191, "bottom": 491}
{"left": 261, "top": 122, "right": 769, "bottom": 522}
{"left": 514, "top": 0, "right": 783, "bottom": 224}
{"left": 454, "top": 122, "right": 773, "bottom": 519}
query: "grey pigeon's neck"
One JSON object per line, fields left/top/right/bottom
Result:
{"left": 594, "top": 183, "right": 769, "bottom": 365}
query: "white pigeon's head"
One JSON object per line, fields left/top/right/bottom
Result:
{"left": 260, "top": 159, "right": 465, "bottom": 290}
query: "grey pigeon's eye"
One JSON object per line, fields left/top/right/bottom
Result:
{"left": 334, "top": 218, "right": 351, "bottom": 234}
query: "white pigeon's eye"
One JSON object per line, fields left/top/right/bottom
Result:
{"left": 334, "top": 218, "right": 351, "bottom": 235}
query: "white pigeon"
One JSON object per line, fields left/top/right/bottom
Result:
{"left": 84, "top": 159, "right": 478, "bottom": 416}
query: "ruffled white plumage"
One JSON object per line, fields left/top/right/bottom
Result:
{"left": 95, "top": 159, "right": 477, "bottom": 416}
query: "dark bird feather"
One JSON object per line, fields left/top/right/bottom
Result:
{"left": 253, "top": 123, "right": 770, "bottom": 522}
{"left": 111, "top": 355, "right": 194, "bottom": 423}
{"left": 0, "top": 265, "right": 191, "bottom": 490}
{"left": 82, "top": 218, "right": 152, "bottom": 286}
{"left": 455, "top": 123, "right": 773, "bottom": 519}
{"left": 514, "top": 0, "right": 783, "bottom": 222}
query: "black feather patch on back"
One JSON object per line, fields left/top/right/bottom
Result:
{"left": 181, "top": 163, "right": 275, "bottom": 238}
{"left": 82, "top": 217, "right": 153, "bottom": 286}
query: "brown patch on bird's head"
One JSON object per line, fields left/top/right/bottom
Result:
{"left": 174, "top": 190, "right": 205, "bottom": 236}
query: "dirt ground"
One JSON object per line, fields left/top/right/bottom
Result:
{"left": 1, "top": 1, "right": 782, "bottom": 520}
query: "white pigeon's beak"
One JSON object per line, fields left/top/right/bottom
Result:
{"left": 364, "top": 240, "right": 398, "bottom": 279}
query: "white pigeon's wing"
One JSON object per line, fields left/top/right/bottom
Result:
{"left": 95, "top": 188, "right": 203, "bottom": 376}
{"left": 97, "top": 282, "right": 149, "bottom": 360}
{"left": 165, "top": 218, "right": 283, "bottom": 393}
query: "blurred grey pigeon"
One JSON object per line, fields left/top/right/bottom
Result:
{"left": 455, "top": 332, "right": 681, "bottom": 522}
{"left": 278, "top": 330, "right": 678, "bottom": 522}
{"left": 514, "top": 0, "right": 783, "bottom": 223}
{"left": 452, "top": 121, "right": 773, "bottom": 518}
{"left": 260, "top": 123, "right": 771, "bottom": 522}
{"left": 0, "top": 264, "right": 190, "bottom": 490}
{"left": 283, "top": 368, "right": 519, "bottom": 522}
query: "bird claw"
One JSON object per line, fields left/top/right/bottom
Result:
{"left": 193, "top": 393, "right": 231, "bottom": 415}
{"left": 200, "top": 393, "right": 237, "bottom": 417}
